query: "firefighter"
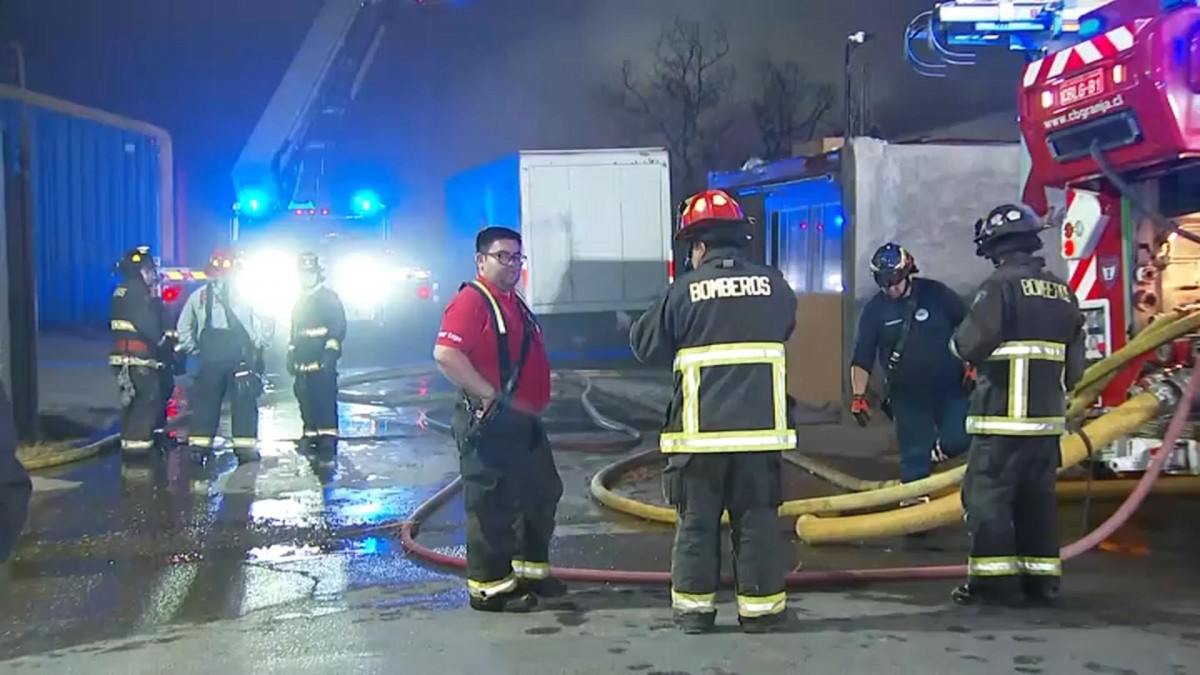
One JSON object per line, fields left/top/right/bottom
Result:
{"left": 433, "top": 226, "right": 564, "bottom": 613}
{"left": 630, "top": 189, "right": 797, "bottom": 634}
{"left": 288, "top": 252, "right": 347, "bottom": 458}
{"left": 110, "top": 245, "right": 168, "bottom": 457}
{"left": 950, "top": 203, "right": 1086, "bottom": 607}
{"left": 849, "top": 243, "right": 973, "bottom": 499}
{"left": 176, "top": 249, "right": 272, "bottom": 464}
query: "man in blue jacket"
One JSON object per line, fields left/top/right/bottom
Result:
{"left": 0, "top": 382, "right": 31, "bottom": 589}
{"left": 849, "top": 243, "right": 974, "bottom": 499}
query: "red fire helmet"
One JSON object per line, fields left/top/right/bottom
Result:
{"left": 676, "top": 189, "right": 747, "bottom": 240}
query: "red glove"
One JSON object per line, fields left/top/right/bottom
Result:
{"left": 964, "top": 365, "right": 977, "bottom": 392}
{"left": 851, "top": 394, "right": 870, "bottom": 427}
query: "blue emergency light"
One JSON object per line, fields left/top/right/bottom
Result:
{"left": 351, "top": 189, "right": 383, "bottom": 216}
{"left": 236, "top": 187, "right": 272, "bottom": 214}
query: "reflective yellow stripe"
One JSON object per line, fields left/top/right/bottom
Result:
{"left": 970, "top": 340, "right": 1068, "bottom": 436}
{"left": 301, "top": 326, "right": 328, "bottom": 337}
{"left": 163, "top": 270, "right": 184, "bottom": 280}
{"left": 317, "top": 428, "right": 338, "bottom": 436}
{"left": 968, "top": 556, "right": 1019, "bottom": 576}
{"left": 986, "top": 340, "right": 1066, "bottom": 360}
{"left": 111, "top": 319, "right": 137, "bottom": 332}
{"left": 303, "top": 431, "right": 319, "bottom": 438}
{"left": 189, "top": 436, "right": 212, "bottom": 446}
{"left": 948, "top": 336, "right": 962, "bottom": 360}
{"left": 298, "top": 362, "right": 322, "bottom": 372}
{"left": 121, "top": 439, "right": 154, "bottom": 449}
{"left": 109, "top": 355, "right": 161, "bottom": 368}
{"left": 192, "top": 270, "right": 208, "bottom": 280}
{"left": 1016, "top": 556, "right": 1062, "bottom": 576}
{"left": 512, "top": 560, "right": 550, "bottom": 580}
{"left": 325, "top": 338, "right": 341, "bottom": 351}
{"left": 670, "top": 589, "right": 716, "bottom": 613}
{"left": 467, "top": 574, "right": 518, "bottom": 599}
{"left": 660, "top": 429, "right": 797, "bottom": 453}
{"left": 736, "top": 591, "right": 787, "bottom": 618}
{"left": 232, "top": 437, "right": 257, "bottom": 448}
{"left": 965, "top": 416, "right": 1065, "bottom": 435}
{"left": 666, "top": 342, "right": 792, "bottom": 453}
{"left": 469, "top": 280, "right": 506, "bottom": 334}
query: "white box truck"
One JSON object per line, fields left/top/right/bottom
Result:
{"left": 444, "top": 147, "right": 673, "bottom": 317}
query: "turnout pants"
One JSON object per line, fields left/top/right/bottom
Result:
{"left": 116, "top": 365, "right": 163, "bottom": 455}
{"left": 0, "top": 474, "right": 31, "bottom": 564}
{"left": 188, "top": 330, "right": 259, "bottom": 451}
{"left": 452, "top": 403, "right": 563, "bottom": 600}
{"left": 294, "top": 369, "right": 339, "bottom": 441}
{"left": 960, "top": 434, "right": 1061, "bottom": 597}
{"left": 664, "top": 452, "right": 787, "bottom": 621}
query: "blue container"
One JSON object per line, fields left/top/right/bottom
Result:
{"left": 1, "top": 85, "right": 175, "bottom": 328}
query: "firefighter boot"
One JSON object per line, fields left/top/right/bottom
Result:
{"left": 469, "top": 590, "right": 538, "bottom": 613}
{"left": 673, "top": 610, "right": 716, "bottom": 635}
{"left": 297, "top": 436, "right": 317, "bottom": 457}
{"left": 521, "top": 577, "right": 568, "bottom": 598}
{"left": 739, "top": 611, "right": 790, "bottom": 634}
{"left": 315, "top": 436, "right": 338, "bottom": 460}
{"left": 951, "top": 583, "right": 1024, "bottom": 608}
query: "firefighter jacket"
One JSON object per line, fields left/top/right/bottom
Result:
{"left": 289, "top": 285, "right": 347, "bottom": 373}
{"left": 630, "top": 247, "right": 798, "bottom": 454}
{"left": 950, "top": 254, "right": 1086, "bottom": 436}
{"left": 110, "top": 279, "right": 165, "bottom": 368}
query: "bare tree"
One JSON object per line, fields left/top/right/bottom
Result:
{"left": 751, "top": 60, "right": 835, "bottom": 159}
{"left": 603, "top": 17, "right": 737, "bottom": 195}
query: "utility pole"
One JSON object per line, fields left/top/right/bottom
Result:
{"left": 4, "top": 42, "right": 39, "bottom": 440}
{"left": 843, "top": 31, "right": 873, "bottom": 139}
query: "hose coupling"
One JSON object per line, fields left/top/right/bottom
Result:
{"left": 1144, "top": 368, "right": 1188, "bottom": 410}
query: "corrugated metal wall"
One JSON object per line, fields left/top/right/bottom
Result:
{"left": 0, "top": 85, "right": 174, "bottom": 328}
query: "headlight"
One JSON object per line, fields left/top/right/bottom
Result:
{"left": 332, "top": 253, "right": 389, "bottom": 306}
{"left": 236, "top": 248, "right": 299, "bottom": 320}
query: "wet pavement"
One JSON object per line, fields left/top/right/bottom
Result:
{"left": 3, "top": 347, "right": 1200, "bottom": 673}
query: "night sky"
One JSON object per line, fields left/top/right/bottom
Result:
{"left": 0, "top": 0, "right": 1024, "bottom": 262}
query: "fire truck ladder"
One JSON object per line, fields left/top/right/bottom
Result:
{"left": 231, "top": 0, "right": 423, "bottom": 213}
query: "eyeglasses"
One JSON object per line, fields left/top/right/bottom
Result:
{"left": 485, "top": 251, "right": 527, "bottom": 266}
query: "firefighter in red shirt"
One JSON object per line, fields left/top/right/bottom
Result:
{"left": 432, "top": 226, "right": 565, "bottom": 613}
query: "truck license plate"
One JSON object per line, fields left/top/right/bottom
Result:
{"left": 1058, "top": 69, "right": 1105, "bottom": 106}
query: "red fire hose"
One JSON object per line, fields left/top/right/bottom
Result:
{"left": 397, "top": 367, "right": 1196, "bottom": 587}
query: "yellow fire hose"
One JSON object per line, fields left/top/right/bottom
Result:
{"left": 794, "top": 391, "right": 1164, "bottom": 542}
{"left": 589, "top": 308, "right": 1200, "bottom": 537}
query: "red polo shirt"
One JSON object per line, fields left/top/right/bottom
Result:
{"left": 435, "top": 276, "right": 551, "bottom": 414}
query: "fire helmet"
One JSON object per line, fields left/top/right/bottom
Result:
{"left": 675, "top": 189, "right": 751, "bottom": 243}
{"left": 116, "top": 245, "right": 157, "bottom": 279}
{"left": 298, "top": 252, "right": 324, "bottom": 278}
{"left": 207, "top": 248, "right": 236, "bottom": 276}
{"left": 869, "top": 243, "right": 918, "bottom": 288}
{"left": 973, "top": 203, "right": 1049, "bottom": 258}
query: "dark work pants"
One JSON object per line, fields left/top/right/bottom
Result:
{"left": 960, "top": 434, "right": 1061, "bottom": 598}
{"left": 892, "top": 392, "right": 971, "bottom": 483}
{"left": 452, "top": 403, "right": 563, "bottom": 599}
{"left": 116, "top": 365, "right": 162, "bottom": 455}
{"left": 663, "top": 452, "right": 787, "bottom": 620}
{"left": 294, "top": 369, "right": 339, "bottom": 441}
{"left": 189, "top": 357, "right": 259, "bottom": 451}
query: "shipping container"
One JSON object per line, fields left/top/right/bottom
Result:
{"left": 444, "top": 147, "right": 672, "bottom": 315}
{"left": 709, "top": 137, "right": 1028, "bottom": 411}
{"left": 1, "top": 84, "right": 175, "bottom": 328}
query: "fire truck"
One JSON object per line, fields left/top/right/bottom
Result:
{"left": 160, "top": 0, "right": 439, "bottom": 329}
{"left": 908, "top": 0, "right": 1200, "bottom": 475}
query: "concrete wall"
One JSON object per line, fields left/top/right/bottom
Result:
{"left": 848, "top": 137, "right": 1067, "bottom": 301}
